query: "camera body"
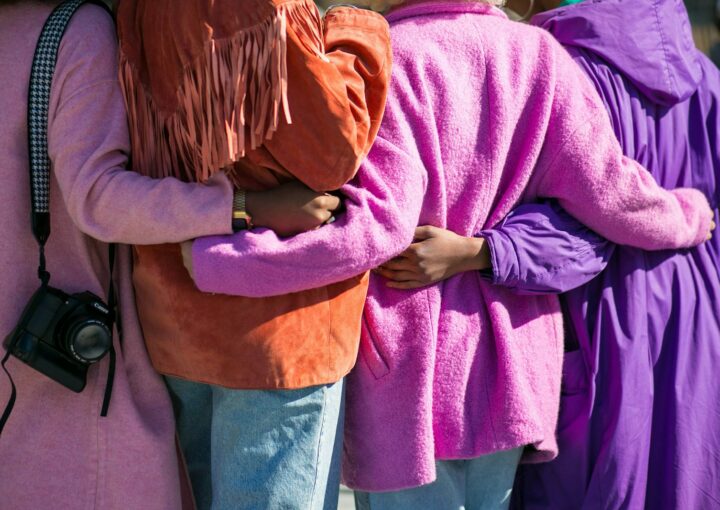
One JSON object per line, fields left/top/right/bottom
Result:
{"left": 3, "top": 285, "right": 113, "bottom": 392}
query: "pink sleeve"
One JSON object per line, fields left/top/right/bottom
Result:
{"left": 191, "top": 134, "right": 424, "bottom": 297}
{"left": 190, "top": 93, "right": 426, "bottom": 297}
{"left": 529, "top": 42, "right": 712, "bottom": 250}
{"left": 48, "top": 6, "right": 233, "bottom": 245}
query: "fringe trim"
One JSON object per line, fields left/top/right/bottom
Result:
{"left": 119, "top": 1, "right": 325, "bottom": 183}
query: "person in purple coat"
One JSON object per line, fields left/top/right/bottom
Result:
{"left": 378, "top": 0, "right": 720, "bottom": 508}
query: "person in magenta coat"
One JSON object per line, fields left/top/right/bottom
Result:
{"left": 380, "top": 0, "right": 720, "bottom": 508}
{"left": 183, "top": 0, "right": 713, "bottom": 507}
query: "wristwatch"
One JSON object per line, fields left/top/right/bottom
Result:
{"left": 232, "top": 189, "right": 253, "bottom": 232}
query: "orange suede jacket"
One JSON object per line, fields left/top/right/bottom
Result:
{"left": 117, "top": 0, "right": 391, "bottom": 389}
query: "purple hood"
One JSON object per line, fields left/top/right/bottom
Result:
{"left": 533, "top": 0, "right": 703, "bottom": 105}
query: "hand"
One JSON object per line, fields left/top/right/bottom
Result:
{"left": 181, "top": 241, "right": 195, "bottom": 280}
{"left": 708, "top": 220, "right": 716, "bottom": 241}
{"left": 375, "top": 225, "right": 491, "bottom": 289}
{"left": 246, "top": 181, "right": 342, "bottom": 237}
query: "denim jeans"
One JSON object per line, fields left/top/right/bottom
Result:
{"left": 354, "top": 447, "right": 523, "bottom": 510}
{"left": 165, "top": 376, "right": 345, "bottom": 510}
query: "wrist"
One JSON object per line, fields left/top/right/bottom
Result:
{"left": 245, "top": 190, "right": 272, "bottom": 230}
{"left": 457, "top": 237, "right": 491, "bottom": 273}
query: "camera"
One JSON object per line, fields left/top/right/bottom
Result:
{"left": 3, "top": 285, "right": 113, "bottom": 393}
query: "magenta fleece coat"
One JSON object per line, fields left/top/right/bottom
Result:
{"left": 190, "top": 2, "right": 712, "bottom": 492}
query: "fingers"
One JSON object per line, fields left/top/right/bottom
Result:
{"left": 379, "top": 256, "right": 416, "bottom": 272}
{"left": 309, "top": 195, "right": 340, "bottom": 226}
{"left": 708, "top": 220, "right": 716, "bottom": 241}
{"left": 180, "top": 241, "right": 195, "bottom": 279}
{"left": 414, "top": 225, "right": 439, "bottom": 241}
{"left": 386, "top": 280, "right": 428, "bottom": 290}
{"left": 374, "top": 267, "right": 418, "bottom": 282}
{"left": 317, "top": 208, "right": 334, "bottom": 224}
{"left": 395, "top": 241, "right": 429, "bottom": 262}
{"left": 393, "top": 244, "right": 419, "bottom": 260}
{"left": 320, "top": 194, "right": 342, "bottom": 211}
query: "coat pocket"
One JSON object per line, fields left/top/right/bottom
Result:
{"left": 359, "top": 315, "right": 390, "bottom": 379}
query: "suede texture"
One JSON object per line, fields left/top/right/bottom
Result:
{"left": 134, "top": 243, "right": 369, "bottom": 388}
{"left": 118, "top": 2, "right": 391, "bottom": 389}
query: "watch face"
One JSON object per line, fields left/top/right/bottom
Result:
{"left": 232, "top": 217, "right": 249, "bottom": 232}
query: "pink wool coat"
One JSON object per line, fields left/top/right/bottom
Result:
{"left": 0, "top": 4, "right": 233, "bottom": 508}
{"left": 189, "top": 1, "right": 711, "bottom": 492}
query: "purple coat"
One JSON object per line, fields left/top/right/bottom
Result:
{"left": 480, "top": 1, "right": 720, "bottom": 508}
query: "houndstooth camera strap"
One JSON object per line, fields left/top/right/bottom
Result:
{"left": 28, "top": 0, "right": 87, "bottom": 220}
{"left": 27, "top": 0, "right": 119, "bottom": 419}
{"left": 28, "top": 0, "right": 91, "bottom": 287}
{"left": 1, "top": 0, "right": 119, "bottom": 438}
{"left": 2, "top": 0, "right": 91, "bottom": 438}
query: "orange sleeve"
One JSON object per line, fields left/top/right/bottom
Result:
{"left": 261, "top": 2, "right": 392, "bottom": 192}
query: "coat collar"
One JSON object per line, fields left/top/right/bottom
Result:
{"left": 385, "top": 1, "right": 507, "bottom": 24}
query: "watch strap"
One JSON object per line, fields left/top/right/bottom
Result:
{"left": 232, "top": 189, "right": 253, "bottom": 231}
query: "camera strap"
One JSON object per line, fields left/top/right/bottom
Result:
{"left": 101, "top": 245, "right": 117, "bottom": 417}
{"left": 1, "top": 0, "right": 116, "bottom": 436}
{"left": 27, "top": 0, "right": 112, "bottom": 285}
{"left": 0, "top": 351, "right": 17, "bottom": 436}
{"left": 28, "top": 0, "right": 94, "bottom": 286}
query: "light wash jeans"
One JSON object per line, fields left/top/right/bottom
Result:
{"left": 165, "top": 376, "right": 345, "bottom": 510}
{"left": 354, "top": 447, "right": 523, "bottom": 510}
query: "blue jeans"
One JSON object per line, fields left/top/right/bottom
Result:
{"left": 165, "top": 377, "right": 345, "bottom": 510}
{"left": 354, "top": 448, "right": 523, "bottom": 510}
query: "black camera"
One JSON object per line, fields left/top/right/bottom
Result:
{"left": 3, "top": 285, "right": 113, "bottom": 392}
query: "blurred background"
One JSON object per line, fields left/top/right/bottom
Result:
{"left": 686, "top": 0, "right": 720, "bottom": 63}
{"left": 103, "top": 0, "right": 719, "bottom": 64}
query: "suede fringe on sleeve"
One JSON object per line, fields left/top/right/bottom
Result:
{"left": 118, "top": 0, "right": 324, "bottom": 183}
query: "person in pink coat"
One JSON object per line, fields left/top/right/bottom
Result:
{"left": 0, "top": 2, "right": 338, "bottom": 508}
{"left": 184, "top": 0, "right": 713, "bottom": 507}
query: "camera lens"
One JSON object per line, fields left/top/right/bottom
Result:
{"left": 65, "top": 320, "right": 112, "bottom": 363}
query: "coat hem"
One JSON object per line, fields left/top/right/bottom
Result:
{"left": 155, "top": 366, "right": 353, "bottom": 391}
{"left": 342, "top": 428, "right": 557, "bottom": 492}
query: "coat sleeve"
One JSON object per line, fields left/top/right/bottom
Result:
{"left": 255, "top": 4, "right": 392, "bottom": 191}
{"left": 48, "top": 6, "right": 234, "bottom": 245}
{"left": 189, "top": 87, "right": 426, "bottom": 297}
{"left": 528, "top": 41, "right": 713, "bottom": 250}
{"left": 190, "top": 135, "right": 424, "bottom": 297}
{"left": 700, "top": 56, "right": 720, "bottom": 209}
{"left": 479, "top": 202, "right": 613, "bottom": 295}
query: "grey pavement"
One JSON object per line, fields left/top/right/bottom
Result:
{"left": 338, "top": 485, "right": 356, "bottom": 510}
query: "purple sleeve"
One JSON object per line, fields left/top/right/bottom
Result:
{"left": 480, "top": 202, "right": 613, "bottom": 295}
{"left": 527, "top": 41, "right": 712, "bottom": 250}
